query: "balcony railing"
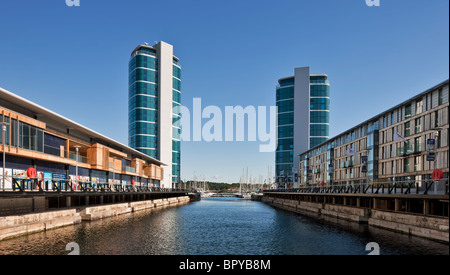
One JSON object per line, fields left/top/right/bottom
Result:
{"left": 397, "top": 144, "right": 422, "bottom": 156}
{"left": 122, "top": 166, "right": 136, "bottom": 173}
{"left": 341, "top": 160, "right": 354, "bottom": 168}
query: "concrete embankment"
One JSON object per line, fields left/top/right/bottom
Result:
{"left": 0, "top": 196, "right": 190, "bottom": 241}
{"left": 262, "top": 196, "right": 449, "bottom": 243}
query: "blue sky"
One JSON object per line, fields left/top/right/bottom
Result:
{"left": 0, "top": 0, "right": 448, "bottom": 183}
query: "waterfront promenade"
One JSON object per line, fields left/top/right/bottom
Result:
{"left": 263, "top": 179, "right": 449, "bottom": 243}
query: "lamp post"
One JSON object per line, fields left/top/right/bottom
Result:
{"left": 1, "top": 122, "right": 10, "bottom": 192}
{"left": 434, "top": 129, "right": 440, "bottom": 194}
{"left": 113, "top": 156, "right": 116, "bottom": 191}
{"left": 74, "top": 145, "right": 81, "bottom": 189}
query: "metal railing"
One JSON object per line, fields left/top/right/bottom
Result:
{"left": 265, "top": 178, "right": 449, "bottom": 196}
{"left": 0, "top": 175, "right": 187, "bottom": 194}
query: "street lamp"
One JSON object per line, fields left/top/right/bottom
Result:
{"left": 74, "top": 145, "right": 81, "bottom": 189}
{"left": 1, "top": 122, "right": 10, "bottom": 192}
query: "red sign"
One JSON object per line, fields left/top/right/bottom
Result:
{"left": 432, "top": 169, "right": 444, "bottom": 180}
{"left": 27, "top": 167, "right": 37, "bottom": 178}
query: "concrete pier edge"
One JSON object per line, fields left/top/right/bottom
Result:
{"left": 0, "top": 195, "right": 190, "bottom": 241}
{"left": 262, "top": 195, "right": 449, "bottom": 243}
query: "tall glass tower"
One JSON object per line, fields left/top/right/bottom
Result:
{"left": 129, "top": 41, "right": 181, "bottom": 188}
{"left": 276, "top": 67, "right": 330, "bottom": 188}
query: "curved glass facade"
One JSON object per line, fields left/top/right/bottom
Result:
{"left": 129, "top": 48, "right": 159, "bottom": 159}
{"left": 310, "top": 76, "right": 330, "bottom": 149}
{"left": 129, "top": 42, "right": 181, "bottom": 188}
{"left": 172, "top": 63, "right": 181, "bottom": 184}
{"left": 276, "top": 78, "right": 295, "bottom": 182}
{"left": 276, "top": 73, "right": 330, "bottom": 187}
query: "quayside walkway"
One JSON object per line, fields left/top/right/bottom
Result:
{"left": 0, "top": 176, "right": 188, "bottom": 216}
{"left": 263, "top": 179, "right": 449, "bottom": 242}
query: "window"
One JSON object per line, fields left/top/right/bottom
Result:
{"left": 416, "top": 100, "right": 423, "bottom": 114}
{"left": 414, "top": 156, "right": 422, "bottom": 172}
{"left": 414, "top": 137, "right": 422, "bottom": 152}
{"left": 404, "top": 121, "right": 411, "bottom": 137}
{"left": 404, "top": 158, "right": 410, "bottom": 173}
{"left": 415, "top": 118, "right": 422, "bottom": 134}
{"left": 310, "top": 98, "right": 330, "bottom": 111}
{"left": 435, "top": 111, "right": 439, "bottom": 128}
{"left": 437, "top": 130, "right": 442, "bottom": 148}
{"left": 405, "top": 104, "right": 412, "bottom": 119}
{"left": 18, "top": 122, "right": 44, "bottom": 152}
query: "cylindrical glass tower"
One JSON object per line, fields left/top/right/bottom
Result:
{"left": 128, "top": 42, "right": 181, "bottom": 188}
{"left": 128, "top": 47, "right": 159, "bottom": 159}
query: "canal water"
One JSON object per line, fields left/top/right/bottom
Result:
{"left": 0, "top": 197, "right": 448, "bottom": 255}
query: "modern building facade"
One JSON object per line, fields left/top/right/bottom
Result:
{"left": 299, "top": 79, "right": 449, "bottom": 187}
{"left": 0, "top": 87, "right": 165, "bottom": 191}
{"left": 276, "top": 67, "right": 330, "bottom": 188}
{"left": 128, "top": 41, "right": 181, "bottom": 188}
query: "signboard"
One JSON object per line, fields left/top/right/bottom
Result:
{"left": 426, "top": 139, "right": 436, "bottom": 161}
{"left": 361, "top": 156, "right": 368, "bottom": 173}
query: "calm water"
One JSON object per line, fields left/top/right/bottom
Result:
{"left": 0, "top": 198, "right": 448, "bottom": 255}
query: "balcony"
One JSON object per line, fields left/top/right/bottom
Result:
{"left": 341, "top": 160, "right": 354, "bottom": 168}
{"left": 397, "top": 143, "right": 422, "bottom": 156}
{"left": 122, "top": 166, "right": 136, "bottom": 174}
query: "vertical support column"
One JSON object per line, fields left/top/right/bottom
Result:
{"left": 423, "top": 199, "right": 429, "bottom": 215}
{"left": 395, "top": 198, "right": 401, "bottom": 212}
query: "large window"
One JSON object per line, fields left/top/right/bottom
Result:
{"left": 404, "top": 158, "right": 410, "bottom": 173}
{"left": 310, "top": 98, "right": 330, "bottom": 111}
{"left": 129, "top": 69, "right": 158, "bottom": 84}
{"left": 276, "top": 86, "right": 294, "bottom": 101}
{"left": 278, "top": 113, "right": 294, "bottom": 126}
{"left": 129, "top": 95, "right": 158, "bottom": 110}
{"left": 173, "top": 65, "right": 181, "bottom": 79}
{"left": 415, "top": 118, "right": 422, "bottom": 134}
{"left": 404, "top": 121, "right": 411, "bottom": 137}
{"left": 277, "top": 138, "right": 293, "bottom": 151}
{"left": 310, "top": 111, "right": 329, "bottom": 124}
{"left": 416, "top": 100, "right": 423, "bottom": 114}
{"left": 44, "top": 133, "right": 66, "bottom": 157}
{"left": 310, "top": 84, "right": 330, "bottom": 97}
{"left": 173, "top": 78, "right": 181, "bottom": 91}
{"left": 129, "top": 82, "right": 158, "bottom": 97}
{"left": 310, "top": 124, "right": 329, "bottom": 137}
{"left": 405, "top": 104, "right": 412, "bottom": 119}
{"left": 18, "top": 122, "right": 44, "bottom": 152}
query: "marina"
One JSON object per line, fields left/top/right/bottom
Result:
{"left": 0, "top": 196, "right": 447, "bottom": 255}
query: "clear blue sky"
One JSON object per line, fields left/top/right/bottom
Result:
{"left": 0, "top": 0, "right": 448, "bottom": 183}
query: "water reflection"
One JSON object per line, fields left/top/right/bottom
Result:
{"left": 0, "top": 198, "right": 448, "bottom": 255}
